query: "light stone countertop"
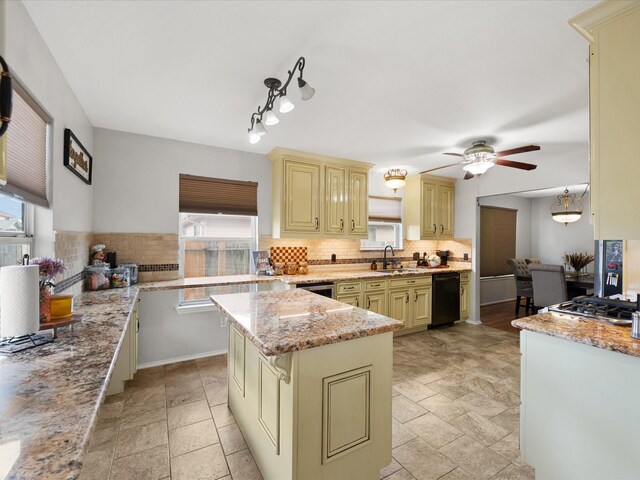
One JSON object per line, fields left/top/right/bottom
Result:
{"left": 210, "top": 288, "right": 403, "bottom": 356}
{"left": 513, "top": 312, "right": 640, "bottom": 358}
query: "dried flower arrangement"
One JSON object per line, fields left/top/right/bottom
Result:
{"left": 563, "top": 252, "right": 594, "bottom": 274}
{"left": 31, "top": 256, "right": 65, "bottom": 288}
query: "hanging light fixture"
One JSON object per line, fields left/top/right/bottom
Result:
{"left": 247, "top": 57, "right": 315, "bottom": 144}
{"left": 551, "top": 187, "right": 584, "bottom": 225}
{"left": 384, "top": 169, "right": 408, "bottom": 192}
{"left": 461, "top": 141, "right": 496, "bottom": 176}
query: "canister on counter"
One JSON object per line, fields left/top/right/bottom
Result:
{"left": 85, "top": 265, "right": 111, "bottom": 291}
{"left": 274, "top": 263, "right": 284, "bottom": 275}
{"left": 110, "top": 267, "right": 131, "bottom": 288}
{"left": 120, "top": 263, "right": 139, "bottom": 284}
{"left": 285, "top": 262, "right": 297, "bottom": 275}
{"left": 298, "top": 261, "right": 308, "bottom": 274}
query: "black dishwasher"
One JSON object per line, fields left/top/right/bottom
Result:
{"left": 432, "top": 273, "right": 460, "bottom": 327}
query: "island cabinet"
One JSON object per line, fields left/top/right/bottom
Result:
{"left": 460, "top": 272, "right": 470, "bottom": 320}
{"left": 570, "top": 2, "right": 640, "bottom": 239}
{"left": 269, "top": 147, "right": 372, "bottom": 239}
{"left": 404, "top": 174, "right": 455, "bottom": 240}
{"left": 388, "top": 276, "right": 432, "bottom": 333}
{"left": 106, "top": 303, "right": 139, "bottom": 395}
{"left": 211, "top": 288, "right": 402, "bottom": 480}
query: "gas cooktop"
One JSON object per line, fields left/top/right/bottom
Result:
{"left": 545, "top": 295, "right": 640, "bottom": 326}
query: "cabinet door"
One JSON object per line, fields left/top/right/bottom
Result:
{"left": 365, "top": 291, "right": 387, "bottom": 316}
{"left": 438, "top": 183, "right": 454, "bottom": 238}
{"left": 337, "top": 294, "right": 361, "bottom": 309}
{"left": 284, "top": 160, "right": 321, "bottom": 233}
{"left": 413, "top": 286, "right": 432, "bottom": 327}
{"left": 348, "top": 170, "right": 368, "bottom": 236}
{"left": 325, "top": 166, "right": 346, "bottom": 235}
{"left": 460, "top": 281, "right": 470, "bottom": 320}
{"left": 388, "top": 289, "right": 411, "bottom": 328}
{"left": 420, "top": 181, "right": 438, "bottom": 239}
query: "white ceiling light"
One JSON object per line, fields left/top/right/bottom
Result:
{"left": 247, "top": 57, "right": 314, "bottom": 143}
{"left": 551, "top": 187, "right": 584, "bottom": 225}
{"left": 462, "top": 160, "right": 495, "bottom": 176}
{"left": 384, "top": 168, "right": 407, "bottom": 192}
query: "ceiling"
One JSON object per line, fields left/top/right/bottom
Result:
{"left": 22, "top": 0, "right": 596, "bottom": 177}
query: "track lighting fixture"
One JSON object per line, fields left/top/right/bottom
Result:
{"left": 247, "top": 57, "right": 315, "bottom": 144}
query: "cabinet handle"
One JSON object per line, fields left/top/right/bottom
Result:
{"left": 370, "top": 283, "right": 380, "bottom": 288}
{"left": 433, "top": 224, "right": 437, "bottom": 233}
{"left": 407, "top": 280, "right": 415, "bottom": 284}
{"left": 461, "top": 286, "right": 465, "bottom": 296}
{"left": 315, "top": 217, "right": 319, "bottom": 230}
{"left": 367, "top": 297, "right": 371, "bottom": 309}
{"left": 415, "top": 291, "right": 418, "bottom": 302}
{"left": 340, "top": 219, "right": 344, "bottom": 231}
{"left": 440, "top": 224, "right": 444, "bottom": 233}
{"left": 344, "top": 286, "right": 354, "bottom": 290}
{"left": 355, "top": 297, "right": 359, "bottom": 307}
{"left": 405, "top": 292, "right": 409, "bottom": 303}
{"left": 352, "top": 219, "right": 355, "bottom": 231}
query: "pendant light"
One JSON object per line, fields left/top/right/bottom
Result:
{"left": 384, "top": 169, "right": 408, "bottom": 192}
{"left": 551, "top": 188, "right": 584, "bottom": 225}
{"left": 247, "top": 57, "right": 315, "bottom": 144}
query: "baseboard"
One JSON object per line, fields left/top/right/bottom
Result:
{"left": 138, "top": 348, "right": 228, "bottom": 369}
{"left": 480, "top": 298, "right": 517, "bottom": 307}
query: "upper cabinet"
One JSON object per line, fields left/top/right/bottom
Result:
{"left": 269, "top": 148, "right": 372, "bottom": 239}
{"left": 570, "top": 2, "right": 640, "bottom": 239}
{"left": 405, "top": 174, "right": 455, "bottom": 240}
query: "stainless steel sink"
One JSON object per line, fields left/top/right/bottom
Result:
{"left": 374, "top": 268, "right": 420, "bottom": 275}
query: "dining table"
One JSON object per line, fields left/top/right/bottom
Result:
{"left": 517, "top": 273, "right": 595, "bottom": 299}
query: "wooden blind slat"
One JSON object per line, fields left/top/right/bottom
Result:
{"left": 1, "top": 87, "right": 49, "bottom": 207}
{"left": 179, "top": 174, "right": 258, "bottom": 216}
{"left": 480, "top": 206, "right": 517, "bottom": 276}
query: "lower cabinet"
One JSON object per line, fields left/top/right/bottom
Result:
{"left": 107, "top": 302, "right": 139, "bottom": 395}
{"left": 336, "top": 279, "right": 389, "bottom": 316}
{"left": 460, "top": 272, "right": 470, "bottom": 320}
{"left": 388, "top": 276, "right": 432, "bottom": 332}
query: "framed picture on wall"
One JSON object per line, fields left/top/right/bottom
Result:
{"left": 63, "top": 128, "right": 92, "bottom": 185}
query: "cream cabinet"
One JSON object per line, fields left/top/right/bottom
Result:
{"left": 460, "top": 272, "right": 470, "bottom": 320}
{"left": 364, "top": 279, "right": 388, "bottom": 316}
{"left": 405, "top": 174, "right": 455, "bottom": 240}
{"left": 107, "top": 303, "right": 139, "bottom": 396}
{"left": 336, "top": 281, "right": 363, "bottom": 308}
{"left": 269, "top": 148, "right": 372, "bottom": 239}
{"left": 570, "top": 3, "right": 640, "bottom": 239}
{"left": 388, "top": 276, "right": 432, "bottom": 333}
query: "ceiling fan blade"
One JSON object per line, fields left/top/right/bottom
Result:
{"left": 495, "top": 159, "right": 538, "bottom": 170}
{"left": 419, "top": 162, "right": 462, "bottom": 174}
{"left": 443, "top": 152, "right": 464, "bottom": 157}
{"left": 495, "top": 145, "right": 541, "bottom": 157}
{"left": 463, "top": 172, "right": 475, "bottom": 180}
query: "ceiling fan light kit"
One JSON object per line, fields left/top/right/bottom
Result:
{"left": 551, "top": 187, "right": 584, "bottom": 225}
{"left": 462, "top": 160, "right": 495, "bottom": 176}
{"left": 384, "top": 168, "right": 408, "bottom": 192}
{"left": 247, "top": 57, "right": 315, "bottom": 144}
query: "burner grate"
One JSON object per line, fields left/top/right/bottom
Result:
{"left": 0, "top": 333, "right": 53, "bottom": 354}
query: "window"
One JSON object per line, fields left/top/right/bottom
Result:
{"left": 180, "top": 213, "right": 258, "bottom": 303}
{"left": 0, "top": 193, "right": 32, "bottom": 267}
{"left": 361, "top": 195, "right": 403, "bottom": 250}
{"left": 480, "top": 206, "right": 517, "bottom": 277}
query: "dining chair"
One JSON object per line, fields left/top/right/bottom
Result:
{"left": 529, "top": 264, "right": 568, "bottom": 310}
{"left": 506, "top": 258, "right": 533, "bottom": 316}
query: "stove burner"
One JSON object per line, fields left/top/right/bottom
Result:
{"left": 547, "top": 295, "right": 639, "bottom": 326}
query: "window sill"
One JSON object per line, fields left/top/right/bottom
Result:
{"left": 175, "top": 302, "right": 219, "bottom": 315}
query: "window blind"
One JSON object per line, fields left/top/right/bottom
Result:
{"left": 480, "top": 206, "right": 517, "bottom": 277}
{"left": 1, "top": 83, "right": 50, "bottom": 207}
{"left": 179, "top": 174, "right": 258, "bottom": 216}
{"left": 368, "top": 195, "right": 402, "bottom": 222}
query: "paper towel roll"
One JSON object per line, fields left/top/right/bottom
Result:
{"left": 0, "top": 265, "right": 40, "bottom": 337}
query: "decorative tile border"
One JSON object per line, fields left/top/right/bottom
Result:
{"left": 307, "top": 256, "right": 471, "bottom": 266}
{"left": 55, "top": 270, "right": 86, "bottom": 293}
{"left": 139, "top": 264, "right": 179, "bottom": 272}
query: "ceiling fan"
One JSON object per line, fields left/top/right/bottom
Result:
{"left": 420, "top": 141, "right": 541, "bottom": 179}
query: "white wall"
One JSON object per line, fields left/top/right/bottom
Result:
{"left": 2, "top": 0, "right": 93, "bottom": 237}
{"left": 531, "top": 192, "right": 594, "bottom": 265}
{"left": 92, "top": 128, "right": 272, "bottom": 235}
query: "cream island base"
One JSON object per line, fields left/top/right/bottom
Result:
{"left": 211, "top": 288, "right": 403, "bottom": 480}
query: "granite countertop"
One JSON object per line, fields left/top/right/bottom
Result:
{"left": 513, "top": 312, "right": 640, "bottom": 358}
{"left": 0, "top": 287, "right": 139, "bottom": 480}
{"left": 210, "top": 288, "right": 403, "bottom": 356}
{"left": 139, "top": 265, "right": 472, "bottom": 290}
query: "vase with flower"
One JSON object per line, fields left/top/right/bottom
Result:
{"left": 31, "top": 256, "right": 65, "bottom": 323}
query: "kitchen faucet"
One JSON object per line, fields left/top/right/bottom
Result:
{"left": 383, "top": 245, "right": 395, "bottom": 270}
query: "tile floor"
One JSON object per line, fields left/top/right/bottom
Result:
{"left": 80, "top": 322, "right": 532, "bottom": 480}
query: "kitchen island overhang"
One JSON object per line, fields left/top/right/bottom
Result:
{"left": 210, "top": 288, "right": 403, "bottom": 480}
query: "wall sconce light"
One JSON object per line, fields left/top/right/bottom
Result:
{"left": 384, "top": 169, "right": 407, "bottom": 192}
{"left": 247, "top": 57, "right": 315, "bottom": 144}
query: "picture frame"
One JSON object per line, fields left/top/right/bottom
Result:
{"left": 64, "top": 128, "right": 92, "bottom": 185}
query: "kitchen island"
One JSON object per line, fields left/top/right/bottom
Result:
{"left": 210, "top": 288, "right": 403, "bottom": 480}
{"left": 513, "top": 313, "right": 640, "bottom": 479}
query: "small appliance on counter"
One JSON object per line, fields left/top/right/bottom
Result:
{"left": 436, "top": 250, "right": 450, "bottom": 266}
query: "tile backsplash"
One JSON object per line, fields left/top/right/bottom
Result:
{"left": 54, "top": 231, "right": 92, "bottom": 296}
